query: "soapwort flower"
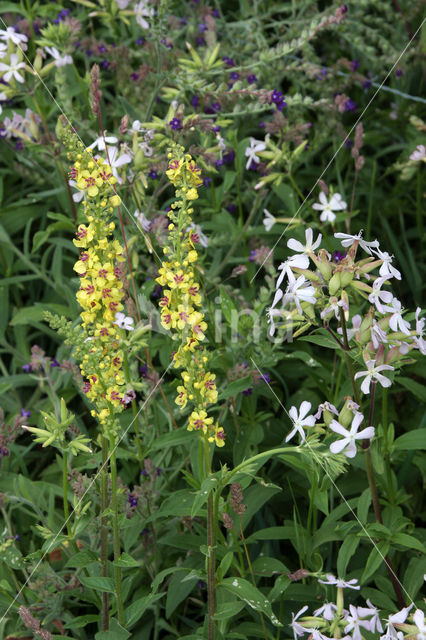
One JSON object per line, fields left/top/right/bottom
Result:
{"left": 354, "top": 360, "right": 394, "bottom": 394}
{"left": 244, "top": 137, "right": 266, "bottom": 169}
{"left": 318, "top": 574, "right": 360, "bottom": 590}
{"left": 312, "top": 191, "right": 347, "bottom": 223}
{"left": 0, "top": 54, "right": 26, "bottom": 83}
{"left": 334, "top": 231, "right": 379, "bottom": 255}
{"left": 263, "top": 208, "right": 276, "bottom": 232}
{"left": 285, "top": 401, "right": 316, "bottom": 443}
{"left": 329, "top": 412, "right": 375, "bottom": 458}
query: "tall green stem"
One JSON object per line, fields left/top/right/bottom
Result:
{"left": 203, "top": 437, "right": 215, "bottom": 640}
{"left": 62, "top": 452, "right": 72, "bottom": 538}
{"left": 110, "top": 439, "right": 124, "bottom": 625}
{"left": 101, "top": 436, "right": 109, "bottom": 631}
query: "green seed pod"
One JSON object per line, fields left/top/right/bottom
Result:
{"left": 328, "top": 273, "right": 341, "bottom": 296}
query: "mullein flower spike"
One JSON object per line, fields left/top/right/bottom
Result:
{"left": 60, "top": 127, "right": 130, "bottom": 429}
{"left": 156, "top": 145, "right": 225, "bottom": 447}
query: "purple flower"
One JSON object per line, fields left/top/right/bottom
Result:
{"left": 261, "top": 373, "right": 271, "bottom": 383}
{"left": 222, "top": 56, "right": 235, "bottom": 66}
{"left": 198, "top": 580, "right": 207, "bottom": 589}
{"left": 319, "top": 68, "right": 327, "bottom": 78}
{"left": 211, "top": 102, "right": 221, "bottom": 112}
{"left": 181, "top": 16, "right": 188, "bottom": 25}
{"left": 22, "top": 364, "right": 31, "bottom": 373}
{"left": 332, "top": 250, "right": 346, "bottom": 263}
{"left": 350, "top": 59, "right": 360, "bottom": 71}
{"left": 341, "top": 4, "right": 348, "bottom": 12}
{"left": 128, "top": 493, "right": 138, "bottom": 507}
{"left": 211, "top": 125, "right": 221, "bottom": 133}
{"left": 101, "top": 60, "right": 109, "bottom": 69}
{"left": 362, "top": 79, "right": 372, "bottom": 90}
{"left": 130, "top": 72, "right": 139, "bottom": 82}
{"left": 196, "top": 36, "right": 205, "bottom": 47}
{"left": 0, "top": 447, "right": 10, "bottom": 457}
{"left": 226, "top": 204, "right": 237, "bottom": 214}
{"left": 141, "top": 528, "right": 149, "bottom": 535}
{"left": 212, "top": 9, "right": 219, "bottom": 17}
{"left": 203, "top": 176, "right": 212, "bottom": 187}
{"left": 98, "top": 45, "right": 107, "bottom": 53}
{"left": 136, "top": 37, "right": 144, "bottom": 45}
{"left": 156, "top": 467, "right": 162, "bottom": 475}
{"left": 247, "top": 74, "right": 258, "bottom": 84}
{"left": 169, "top": 117, "right": 182, "bottom": 130}
{"left": 248, "top": 160, "right": 259, "bottom": 171}
{"left": 242, "top": 387, "right": 253, "bottom": 396}
{"left": 249, "top": 249, "right": 257, "bottom": 262}
{"left": 21, "top": 408, "right": 31, "bottom": 418}
{"left": 149, "top": 169, "right": 158, "bottom": 179}
{"left": 223, "top": 150, "right": 235, "bottom": 164}
{"left": 199, "top": 23, "right": 207, "bottom": 33}
{"left": 395, "top": 68, "right": 403, "bottom": 77}
{"left": 15, "top": 140, "right": 24, "bottom": 151}
{"left": 51, "top": 358, "right": 60, "bottom": 367}
{"left": 85, "top": 49, "right": 93, "bottom": 58}
{"left": 344, "top": 139, "right": 353, "bottom": 149}
{"left": 139, "top": 363, "right": 149, "bottom": 377}
{"left": 271, "top": 89, "right": 286, "bottom": 111}
{"left": 152, "top": 285, "right": 162, "bottom": 298}
{"left": 141, "top": 469, "right": 149, "bottom": 477}
{"left": 191, "top": 94, "right": 200, "bottom": 108}
{"left": 344, "top": 98, "right": 356, "bottom": 112}
{"left": 230, "top": 71, "right": 239, "bottom": 80}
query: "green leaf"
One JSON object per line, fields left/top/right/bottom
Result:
{"left": 218, "top": 285, "right": 237, "bottom": 325}
{"left": 357, "top": 488, "right": 372, "bottom": 522}
{"left": 393, "top": 429, "right": 426, "bottom": 450}
{"left": 213, "top": 600, "right": 245, "bottom": 620}
{"left": 221, "top": 577, "right": 282, "bottom": 627}
{"left": 240, "top": 485, "right": 281, "bottom": 531}
{"left": 95, "top": 618, "right": 131, "bottom": 639}
{"left": 392, "top": 533, "right": 425, "bottom": 553}
{"left": 125, "top": 592, "right": 165, "bottom": 628}
{"left": 113, "top": 552, "right": 141, "bottom": 568}
{"left": 65, "top": 614, "right": 100, "bottom": 629}
{"left": 361, "top": 541, "right": 390, "bottom": 582}
{"left": 337, "top": 535, "right": 360, "bottom": 577}
{"left": 299, "top": 331, "right": 340, "bottom": 350}
{"left": 397, "top": 377, "right": 426, "bottom": 402}
{"left": 150, "top": 429, "right": 192, "bottom": 451}
{"left": 65, "top": 550, "right": 98, "bottom": 568}
{"left": 80, "top": 576, "right": 116, "bottom": 593}
{"left": 219, "top": 376, "right": 252, "bottom": 400}
{"left": 404, "top": 555, "right": 426, "bottom": 600}
{"left": 166, "top": 570, "right": 198, "bottom": 618}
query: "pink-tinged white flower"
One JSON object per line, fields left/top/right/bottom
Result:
{"left": 286, "top": 401, "right": 316, "bottom": 443}
{"left": 413, "top": 307, "right": 426, "bottom": 355}
{"left": 337, "top": 314, "right": 362, "bottom": 342}
{"left": 0, "top": 53, "right": 26, "bottom": 83}
{"left": 354, "top": 360, "right": 394, "bottom": 394}
{"left": 187, "top": 222, "right": 208, "bottom": 248}
{"left": 267, "top": 307, "right": 282, "bottom": 337}
{"left": 45, "top": 46, "right": 72, "bottom": 67}
{"left": 114, "top": 312, "right": 134, "bottom": 331}
{"left": 263, "top": 208, "right": 276, "bottom": 232}
{"left": 0, "top": 43, "right": 7, "bottom": 59}
{"left": 0, "top": 27, "right": 28, "bottom": 49}
{"left": 106, "top": 146, "right": 132, "bottom": 180}
{"left": 344, "top": 605, "right": 366, "bottom": 640}
{"left": 318, "top": 574, "right": 360, "bottom": 590}
{"left": 313, "top": 191, "right": 347, "bottom": 223}
{"left": 389, "top": 604, "right": 414, "bottom": 625}
{"left": 334, "top": 231, "right": 379, "bottom": 255}
{"left": 69, "top": 180, "right": 84, "bottom": 203}
{"left": 134, "top": 0, "right": 154, "bottom": 28}
{"left": 329, "top": 412, "right": 374, "bottom": 458}
{"left": 276, "top": 254, "right": 310, "bottom": 289}
{"left": 290, "top": 605, "right": 310, "bottom": 640}
{"left": 88, "top": 134, "right": 118, "bottom": 151}
{"left": 371, "top": 320, "right": 388, "bottom": 350}
{"left": 387, "top": 298, "right": 411, "bottom": 335}
{"left": 313, "top": 602, "right": 337, "bottom": 621}
{"left": 0, "top": 91, "right": 6, "bottom": 116}
{"left": 135, "top": 210, "right": 150, "bottom": 232}
{"left": 315, "top": 402, "right": 339, "bottom": 421}
{"left": 288, "top": 227, "right": 322, "bottom": 256}
{"left": 368, "top": 275, "right": 394, "bottom": 313}
{"left": 413, "top": 610, "right": 426, "bottom": 640}
{"left": 356, "top": 599, "right": 384, "bottom": 634}
{"left": 373, "top": 248, "right": 401, "bottom": 280}
{"left": 320, "top": 297, "right": 347, "bottom": 320}
{"left": 409, "top": 145, "right": 426, "bottom": 162}
{"left": 116, "top": 0, "right": 130, "bottom": 7}
{"left": 283, "top": 274, "right": 316, "bottom": 314}
{"left": 245, "top": 136, "right": 266, "bottom": 169}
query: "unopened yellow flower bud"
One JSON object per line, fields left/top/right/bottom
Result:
{"left": 110, "top": 195, "right": 121, "bottom": 207}
{"left": 168, "top": 224, "right": 175, "bottom": 230}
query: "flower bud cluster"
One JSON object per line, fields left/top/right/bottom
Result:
{"left": 60, "top": 127, "right": 129, "bottom": 428}
{"left": 156, "top": 145, "right": 225, "bottom": 447}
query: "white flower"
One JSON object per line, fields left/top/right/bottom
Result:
{"left": 290, "top": 605, "right": 310, "bottom": 640}
{"left": 413, "top": 609, "right": 426, "bottom": 640}
{"left": 282, "top": 274, "right": 316, "bottom": 314}
{"left": 368, "top": 275, "right": 394, "bottom": 314}
{"left": 114, "top": 312, "right": 134, "bottom": 331}
{"left": 413, "top": 307, "right": 426, "bottom": 355}
{"left": 45, "top": 46, "right": 72, "bottom": 67}
{"left": 275, "top": 254, "right": 310, "bottom": 290}
{"left": 263, "top": 208, "right": 276, "bottom": 232}
{"left": 116, "top": 0, "right": 130, "bottom": 7}
{"left": 337, "top": 314, "right": 362, "bottom": 342}
{"left": 0, "top": 43, "right": 7, "bottom": 59}
{"left": 187, "top": 222, "right": 208, "bottom": 248}
{"left": 106, "top": 146, "right": 132, "bottom": 180}
{"left": 135, "top": 210, "right": 150, "bottom": 231}
{"left": 313, "top": 602, "right": 337, "bottom": 621}
{"left": 388, "top": 604, "right": 413, "bottom": 625}
{"left": 0, "top": 53, "right": 26, "bottom": 83}
{"left": 134, "top": 0, "right": 154, "bottom": 29}
{"left": 372, "top": 248, "right": 401, "bottom": 280}
{"left": 356, "top": 599, "right": 383, "bottom": 634}
{"left": 244, "top": 137, "right": 266, "bottom": 169}
{"left": 320, "top": 297, "right": 347, "bottom": 320}
{"left": 334, "top": 231, "right": 379, "bottom": 255}
{"left": 286, "top": 401, "right": 316, "bottom": 443}
{"left": 387, "top": 298, "right": 411, "bottom": 335}
{"left": 354, "top": 359, "right": 394, "bottom": 394}
{"left": 0, "top": 91, "right": 6, "bottom": 116}
{"left": 217, "top": 133, "right": 226, "bottom": 160}
{"left": 329, "top": 412, "right": 374, "bottom": 458}
{"left": 314, "top": 402, "right": 339, "bottom": 421}
{"left": 69, "top": 180, "right": 84, "bottom": 203}
{"left": 409, "top": 145, "right": 426, "bottom": 162}
{"left": 312, "top": 191, "right": 347, "bottom": 223}
{"left": 87, "top": 134, "right": 118, "bottom": 151}
{"left": 344, "top": 605, "right": 365, "bottom": 640}
{"left": 0, "top": 27, "right": 28, "bottom": 49}
{"left": 318, "top": 574, "right": 360, "bottom": 590}
{"left": 131, "top": 120, "right": 142, "bottom": 132}
{"left": 288, "top": 227, "right": 322, "bottom": 257}
{"left": 371, "top": 320, "right": 388, "bottom": 350}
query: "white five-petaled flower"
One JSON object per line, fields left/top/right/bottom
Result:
{"left": 282, "top": 274, "right": 317, "bottom": 314}
{"left": 329, "top": 412, "right": 375, "bottom": 458}
{"left": 320, "top": 297, "right": 347, "bottom": 320}
{"left": 387, "top": 298, "right": 411, "bottom": 335}
{"left": 0, "top": 27, "right": 28, "bottom": 48}
{"left": 372, "top": 248, "right": 401, "bottom": 280}
{"left": 244, "top": 136, "right": 266, "bottom": 169}
{"left": 334, "top": 231, "right": 379, "bottom": 255}
{"left": 263, "top": 208, "right": 276, "bottom": 232}
{"left": 134, "top": 0, "right": 154, "bottom": 29}
{"left": 106, "top": 146, "right": 132, "bottom": 180}
{"left": 318, "top": 574, "right": 360, "bottom": 590}
{"left": 45, "top": 46, "right": 73, "bottom": 67}
{"left": 356, "top": 599, "right": 384, "bottom": 634}
{"left": 409, "top": 144, "right": 426, "bottom": 162}
{"left": 413, "top": 609, "right": 426, "bottom": 640}
{"left": 354, "top": 359, "right": 394, "bottom": 394}
{"left": 290, "top": 605, "right": 310, "bottom": 640}
{"left": 344, "top": 605, "right": 365, "bottom": 640}
{"left": 135, "top": 210, "right": 151, "bottom": 232}
{"left": 87, "top": 134, "right": 118, "bottom": 151}
{"left": 368, "top": 275, "right": 394, "bottom": 314}
{"left": 114, "top": 312, "right": 134, "bottom": 331}
{"left": 0, "top": 53, "right": 26, "bottom": 83}
{"left": 116, "top": 0, "right": 130, "bottom": 7}
{"left": 337, "top": 314, "right": 362, "bottom": 342}
{"left": 312, "top": 191, "right": 347, "bottom": 223}
{"left": 371, "top": 320, "right": 388, "bottom": 350}
{"left": 286, "top": 401, "right": 316, "bottom": 443}
{"left": 413, "top": 307, "right": 426, "bottom": 355}
{"left": 288, "top": 227, "right": 322, "bottom": 258}
{"left": 313, "top": 602, "right": 338, "bottom": 621}
{"left": 275, "top": 254, "right": 310, "bottom": 290}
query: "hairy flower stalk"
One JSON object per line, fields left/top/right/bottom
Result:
{"left": 157, "top": 145, "right": 226, "bottom": 638}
